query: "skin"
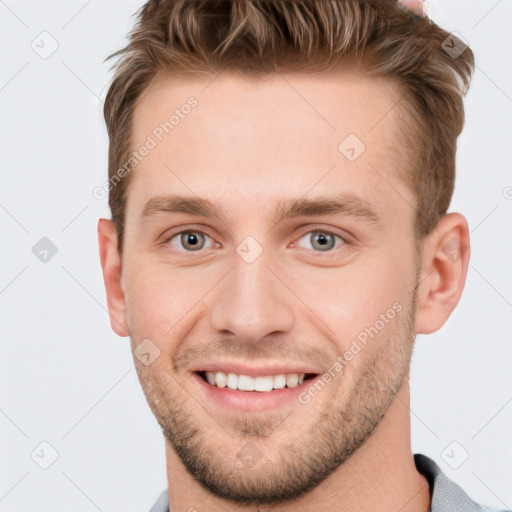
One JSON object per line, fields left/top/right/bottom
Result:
{"left": 98, "top": 66, "right": 470, "bottom": 512}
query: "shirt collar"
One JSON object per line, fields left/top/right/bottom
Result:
{"left": 414, "top": 453, "right": 492, "bottom": 512}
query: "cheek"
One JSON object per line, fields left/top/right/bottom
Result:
{"left": 291, "top": 254, "right": 407, "bottom": 338}
{"left": 122, "top": 261, "right": 218, "bottom": 342}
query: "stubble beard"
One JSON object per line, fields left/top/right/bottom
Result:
{"left": 135, "top": 284, "right": 419, "bottom": 505}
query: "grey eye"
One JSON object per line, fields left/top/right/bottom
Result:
{"left": 308, "top": 231, "right": 336, "bottom": 251}
{"left": 180, "top": 232, "right": 206, "bottom": 251}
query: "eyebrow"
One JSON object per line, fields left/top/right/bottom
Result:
{"left": 142, "top": 193, "right": 383, "bottom": 227}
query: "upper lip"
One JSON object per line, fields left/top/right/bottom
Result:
{"left": 191, "top": 360, "right": 323, "bottom": 377}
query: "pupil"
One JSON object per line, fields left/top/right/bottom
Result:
{"left": 313, "top": 232, "right": 333, "bottom": 251}
{"left": 182, "top": 232, "right": 203, "bottom": 250}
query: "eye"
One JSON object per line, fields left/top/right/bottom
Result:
{"left": 161, "top": 230, "right": 218, "bottom": 252}
{"left": 294, "top": 229, "right": 345, "bottom": 252}
{"left": 160, "top": 227, "right": 347, "bottom": 254}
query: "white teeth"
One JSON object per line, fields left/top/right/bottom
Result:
{"left": 214, "top": 371, "right": 227, "bottom": 388}
{"left": 286, "top": 374, "right": 299, "bottom": 388}
{"left": 202, "top": 371, "right": 309, "bottom": 392}
{"left": 226, "top": 373, "right": 238, "bottom": 390}
{"left": 273, "top": 374, "right": 286, "bottom": 389}
{"left": 238, "top": 375, "right": 255, "bottom": 391}
{"left": 254, "top": 376, "right": 273, "bottom": 392}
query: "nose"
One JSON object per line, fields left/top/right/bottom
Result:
{"left": 209, "top": 248, "right": 295, "bottom": 344}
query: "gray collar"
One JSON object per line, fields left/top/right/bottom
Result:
{"left": 414, "top": 453, "right": 504, "bottom": 512}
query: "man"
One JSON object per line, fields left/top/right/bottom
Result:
{"left": 97, "top": 0, "right": 508, "bottom": 510}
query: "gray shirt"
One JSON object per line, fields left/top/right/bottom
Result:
{"left": 149, "top": 453, "right": 509, "bottom": 512}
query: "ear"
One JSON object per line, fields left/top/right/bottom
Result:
{"left": 97, "top": 218, "right": 130, "bottom": 337}
{"left": 414, "top": 213, "right": 470, "bottom": 334}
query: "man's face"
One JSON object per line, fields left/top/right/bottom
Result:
{"left": 120, "top": 68, "right": 421, "bottom": 503}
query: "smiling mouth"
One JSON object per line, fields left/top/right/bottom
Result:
{"left": 196, "top": 371, "right": 318, "bottom": 392}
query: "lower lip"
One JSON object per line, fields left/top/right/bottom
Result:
{"left": 192, "top": 372, "right": 320, "bottom": 413}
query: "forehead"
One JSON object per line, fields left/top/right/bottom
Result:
{"left": 126, "top": 68, "right": 415, "bottom": 230}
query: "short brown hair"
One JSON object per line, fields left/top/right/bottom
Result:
{"left": 103, "top": 0, "right": 475, "bottom": 253}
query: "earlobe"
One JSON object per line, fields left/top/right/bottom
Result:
{"left": 97, "top": 218, "right": 131, "bottom": 337}
{"left": 414, "top": 213, "right": 470, "bottom": 335}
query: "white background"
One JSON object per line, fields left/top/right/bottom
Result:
{"left": 0, "top": 1, "right": 511, "bottom": 510}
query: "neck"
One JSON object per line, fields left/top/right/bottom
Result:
{"left": 164, "top": 375, "right": 431, "bottom": 512}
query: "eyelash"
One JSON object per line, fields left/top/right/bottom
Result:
{"left": 159, "top": 227, "right": 348, "bottom": 255}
